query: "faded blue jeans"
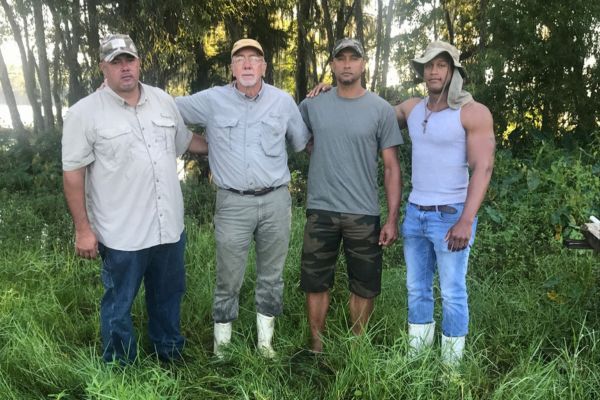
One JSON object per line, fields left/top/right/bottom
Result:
{"left": 401, "top": 203, "right": 477, "bottom": 337}
{"left": 98, "top": 233, "right": 186, "bottom": 363}
{"left": 213, "top": 186, "right": 291, "bottom": 323}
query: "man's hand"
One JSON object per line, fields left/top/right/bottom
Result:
{"left": 379, "top": 221, "right": 398, "bottom": 247}
{"left": 444, "top": 219, "right": 472, "bottom": 252}
{"left": 75, "top": 227, "right": 98, "bottom": 259}
{"left": 306, "top": 83, "right": 332, "bottom": 98}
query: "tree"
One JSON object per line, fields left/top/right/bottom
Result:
{"left": 1, "top": 0, "right": 44, "bottom": 132}
{"left": 0, "top": 46, "right": 25, "bottom": 133}
{"left": 296, "top": 0, "right": 312, "bottom": 100}
{"left": 33, "top": 0, "right": 54, "bottom": 131}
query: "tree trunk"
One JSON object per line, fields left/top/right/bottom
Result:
{"left": 379, "top": 0, "right": 394, "bottom": 98}
{"left": 370, "top": 0, "right": 383, "bottom": 92}
{"left": 354, "top": 0, "right": 366, "bottom": 88}
{"left": 85, "top": 0, "right": 102, "bottom": 89}
{"left": 33, "top": 0, "right": 54, "bottom": 131}
{"left": 321, "top": 0, "right": 335, "bottom": 58}
{"left": 0, "top": 47, "right": 25, "bottom": 133}
{"left": 60, "top": 0, "right": 86, "bottom": 105}
{"left": 51, "top": 10, "right": 64, "bottom": 127}
{"left": 296, "top": 0, "right": 311, "bottom": 101}
{"left": 190, "top": 41, "right": 210, "bottom": 93}
{"left": 1, "top": 0, "right": 44, "bottom": 133}
{"left": 440, "top": 0, "right": 455, "bottom": 44}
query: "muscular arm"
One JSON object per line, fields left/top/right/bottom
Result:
{"left": 395, "top": 98, "right": 421, "bottom": 129}
{"left": 379, "top": 146, "right": 402, "bottom": 247}
{"left": 445, "top": 102, "right": 496, "bottom": 251}
{"left": 63, "top": 168, "right": 98, "bottom": 259}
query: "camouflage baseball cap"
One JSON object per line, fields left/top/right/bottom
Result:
{"left": 332, "top": 38, "right": 364, "bottom": 58}
{"left": 100, "top": 34, "right": 139, "bottom": 62}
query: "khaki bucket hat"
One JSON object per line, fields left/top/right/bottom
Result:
{"left": 411, "top": 41, "right": 466, "bottom": 79}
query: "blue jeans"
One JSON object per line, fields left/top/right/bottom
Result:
{"left": 98, "top": 233, "right": 186, "bottom": 363}
{"left": 401, "top": 203, "right": 477, "bottom": 337}
{"left": 213, "top": 187, "right": 291, "bottom": 322}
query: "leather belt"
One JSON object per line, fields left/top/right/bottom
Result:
{"left": 225, "top": 185, "right": 281, "bottom": 196}
{"left": 411, "top": 203, "right": 457, "bottom": 214}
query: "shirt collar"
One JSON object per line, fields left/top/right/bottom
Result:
{"left": 102, "top": 82, "right": 147, "bottom": 106}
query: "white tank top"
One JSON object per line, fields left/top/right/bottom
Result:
{"left": 407, "top": 99, "right": 468, "bottom": 206}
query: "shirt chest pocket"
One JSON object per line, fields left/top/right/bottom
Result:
{"left": 260, "top": 114, "right": 285, "bottom": 157}
{"left": 96, "top": 126, "right": 132, "bottom": 162}
{"left": 151, "top": 117, "right": 176, "bottom": 154}
{"left": 212, "top": 117, "right": 238, "bottom": 150}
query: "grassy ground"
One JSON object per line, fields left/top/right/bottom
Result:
{"left": 1, "top": 144, "right": 599, "bottom": 399}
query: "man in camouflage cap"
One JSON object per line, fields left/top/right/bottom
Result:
{"left": 299, "top": 38, "right": 402, "bottom": 353}
{"left": 62, "top": 33, "right": 207, "bottom": 364}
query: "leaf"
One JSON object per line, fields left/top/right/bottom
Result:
{"left": 526, "top": 169, "right": 541, "bottom": 191}
{"left": 484, "top": 206, "right": 504, "bottom": 224}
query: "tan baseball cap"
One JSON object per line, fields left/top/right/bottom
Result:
{"left": 231, "top": 38, "right": 264, "bottom": 57}
{"left": 100, "top": 34, "right": 139, "bottom": 62}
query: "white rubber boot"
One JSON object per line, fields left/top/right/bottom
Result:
{"left": 408, "top": 322, "right": 435, "bottom": 356}
{"left": 213, "top": 322, "right": 232, "bottom": 358}
{"left": 441, "top": 334, "right": 465, "bottom": 365}
{"left": 256, "top": 313, "right": 276, "bottom": 358}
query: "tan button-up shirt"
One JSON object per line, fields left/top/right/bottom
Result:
{"left": 62, "top": 83, "right": 192, "bottom": 251}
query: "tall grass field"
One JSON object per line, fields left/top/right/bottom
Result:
{"left": 0, "top": 134, "right": 599, "bottom": 399}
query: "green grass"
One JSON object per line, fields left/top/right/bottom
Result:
{"left": 0, "top": 142, "right": 599, "bottom": 399}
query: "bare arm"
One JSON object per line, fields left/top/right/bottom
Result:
{"left": 379, "top": 146, "right": 402, "bottom": 247}
{"left": 63, "top": 168, "right": 98, "bottom": 259}
{"left": 445, "top": 102, "right": 496, "bottom": 251}
{"left": 395, "top": 98, "right": 421, "bottom": 129}
{"left": 187, "top": 133, "right": 208, "bottom": 155}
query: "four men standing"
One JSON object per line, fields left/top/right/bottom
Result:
{"left": 62, "top": 34, "right": 493, "bottom": 364}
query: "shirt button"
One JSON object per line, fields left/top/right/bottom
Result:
{"left": 148, "top": 144, "right": 151, "bottom": 148}
{"left": 156, "top": 179, "right": 159, "bottom": 182}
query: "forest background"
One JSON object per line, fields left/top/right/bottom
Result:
{"left": 0, "top": 0, "right": 600, "bottom": 398}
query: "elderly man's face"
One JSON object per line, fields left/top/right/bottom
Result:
{"left": 423, "top": 54, "right": 452, "bottom": 95}
{"left": 231, "top": 48, "right": 266, "bottom": 89}
{"left": 100, "top": 54, "right": 140, "bottom": 95}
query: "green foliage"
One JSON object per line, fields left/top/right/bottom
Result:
{"left": 1, "top": 138, "right": 599, "bottom": 398}
{"left": 0, "top": 129, "right": 63, "bottom": 193}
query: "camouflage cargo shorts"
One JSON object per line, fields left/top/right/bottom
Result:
{"left": 300, "top": 209, "right": 382, "bottom": 298}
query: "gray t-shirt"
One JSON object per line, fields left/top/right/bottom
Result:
{"left": 299, "top": 88, "right": 403, "bottom": 216}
